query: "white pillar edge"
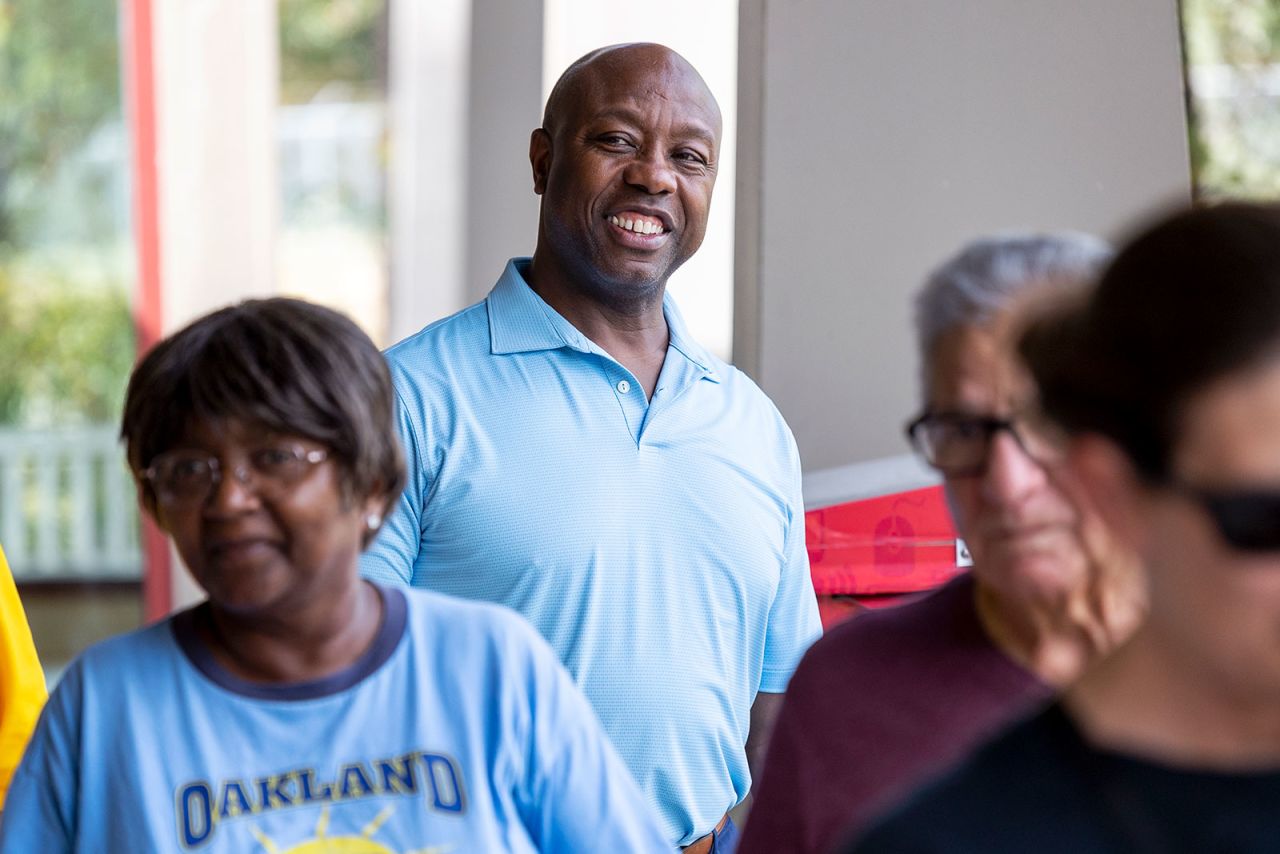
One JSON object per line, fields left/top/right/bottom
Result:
{"left": 387, "top": 0, "right": 474, "bottom": 342}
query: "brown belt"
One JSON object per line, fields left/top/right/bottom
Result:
{"left": 681, "top": 812, "right": 730, "bottom": 854}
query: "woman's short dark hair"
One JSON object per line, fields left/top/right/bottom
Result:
{"left": 1021, "top": 202, "right": 1280, "bottom": 480}
{"left": 121, "top": 298, "right": 406, "bottom": 523}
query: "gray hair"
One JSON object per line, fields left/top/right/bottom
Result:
{"left": 915, "top": 232, "right": 1112, "bottom": 360}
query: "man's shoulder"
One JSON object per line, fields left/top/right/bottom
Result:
{"left": 809, "top": 576, "right": 977, "bottom": 661}
{"left": 380, "top": 300, "right": 499, "bottom": 418}
{"left": 785, "top": 576, "right": 1029, "bottom": 714}
{"left": 711, "top": 356, "right": 783, "bottom": 410}
{"left": 384, "top": 257, "right": 552, "bottom": 378}
{"left": 782, "top": 591, "right": 940, "bottom": 704}
{"left": 698, "top": 357, "right": 801, "bottom": 462}
{"left": 384, "top": 299, "right": 492, "bottom": 370}
{"left": 660, "top": 298, "right": 781, "bottom": 421}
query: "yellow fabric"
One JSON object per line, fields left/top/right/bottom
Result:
{"left": 0, "top": 545, "right": 46, "bottom": 807}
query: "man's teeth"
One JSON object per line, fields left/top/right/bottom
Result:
{"left": 609, "top": 215, "right": 665, "bottom": 235}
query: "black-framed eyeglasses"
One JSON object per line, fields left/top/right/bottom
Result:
{"left": 142, "top": 444, "right": 328, "bottom": 508}
{"left": 905, "top": 411, "right": 1064, "bottom": 477}
{"left": 1167, "top": 479, "right": 1280, "bottom": 553}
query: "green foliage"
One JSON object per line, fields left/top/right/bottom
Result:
{"left": 0, "top": 0, "right": 121, "bottom": 246}
{"left": 0, "top": 262, "right": 133, "bottom": 427}
{"left": 1183, "top": 0, "right": 1280, "bottom": 65}
{"left": 279, "top": 0, "right": 386, "bottom": 104}
{"left": 1181, "top": 0, "right": 1280, "bottom": 199}
{"left": 0, "top": 0, "right": 135, "bottom": 428}
{"left": 0, "top": 270, "right": 22, "bottom": 422}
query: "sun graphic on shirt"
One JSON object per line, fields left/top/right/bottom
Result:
{"left": 253, "top": 805, "right": 454, "bottom": 854}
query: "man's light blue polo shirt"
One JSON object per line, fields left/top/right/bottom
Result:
{"left": 361, "top": 259, "right": 822, "bottom": 846}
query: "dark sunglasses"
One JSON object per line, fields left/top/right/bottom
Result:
{"left": 1170, "top": 480, "right": 1280, "bottom": 553}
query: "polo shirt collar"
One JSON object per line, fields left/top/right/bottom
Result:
{"left": 487, "top": 259, "right": 578, "bottom": 354}
{"left": 487, "top": 257, "right": 721, "bottom": 383}
{"left": 662, "top": 291, "right": 721, "bottom": 382}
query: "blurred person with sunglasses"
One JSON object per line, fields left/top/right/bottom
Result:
{"left": 740, "top": 235, "right": 1147, "bottom": 854}
{"left": 851, "top": 202, "right": 1280, "bottom": 852}
{"left": 0, "top": 299, "right": 667, "bottom": 852}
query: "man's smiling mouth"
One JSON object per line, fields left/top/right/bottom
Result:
{"left": 608, "top": 213, "right": 667, "bottom": 236}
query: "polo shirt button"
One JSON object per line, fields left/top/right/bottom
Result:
{"left": 616, "top": 380, "right": 631, "bottom": 394}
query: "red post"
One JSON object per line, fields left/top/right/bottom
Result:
{"left": 120, "top": 0, "right": 171, "bottom": 621}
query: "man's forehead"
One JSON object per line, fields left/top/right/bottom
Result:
{"left": 546, "top": 44, "right": 721, "bottom": 135}
{"left": 581, "top": 96, "right": 720, "bottom": 139}
{"left": 926, "top": 322, "right": 1035, "bottom": 412}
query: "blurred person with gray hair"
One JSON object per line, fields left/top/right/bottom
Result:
{"left": 738, "top": 233, "right": 1147, "bottom": 854}
{"left": 854, "top": 202, "right": 1280, "bottom": 853}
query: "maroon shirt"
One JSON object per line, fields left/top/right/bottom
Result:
{"left": 739, "top": 573, "right": 1051, "bottom": 854}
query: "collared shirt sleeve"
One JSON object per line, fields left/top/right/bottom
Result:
{"left": 0, "top": 546, "right": 46, "bottom": 808}
{"left": 758, "top": 437, "right": 822, "bottom": 694}
{"left": 359, "top": 385, "right": 428, "bottom": 587}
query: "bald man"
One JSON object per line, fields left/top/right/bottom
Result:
{"left": 362, "top": 44, "right": 820, "bottom": 851}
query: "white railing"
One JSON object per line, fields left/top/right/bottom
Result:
{"left": 0, "top": 426, "right": 141, "bottom": 581}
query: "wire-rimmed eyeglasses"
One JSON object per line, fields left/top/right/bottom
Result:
{"left": 142, "top": 444, "right": 328, "bottom": 507}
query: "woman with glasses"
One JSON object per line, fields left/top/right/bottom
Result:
{"left": 0, "top": 299, "right": 667, "bottom": 852}
{"left": 851, "top": 203, "right": 1280, "bottom": 852}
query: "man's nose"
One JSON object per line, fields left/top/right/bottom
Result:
{"left": 980, "top": 430, "right": 1047, "bottom": 506}
{"left": 623, "top": 149, "right": 677, "bottom": 195}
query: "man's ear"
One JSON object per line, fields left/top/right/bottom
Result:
{"left": 530, "top": 128, "right": 551, "bottom": 195}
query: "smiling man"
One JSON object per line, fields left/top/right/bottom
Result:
{"left": 361, "top": 44, "right": 821, "bottom": 852}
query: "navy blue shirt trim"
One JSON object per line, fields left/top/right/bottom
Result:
{"left": 170, "top": 582, "right": 407, "bottom": 701}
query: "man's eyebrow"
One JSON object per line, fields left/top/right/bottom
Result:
{"left": 586, "top": 109, "right": 718, "bottom": 146}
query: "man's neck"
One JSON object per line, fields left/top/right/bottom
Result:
{"left": 1066, "top": 626, "right": 1280, "bottom": 770}
{"left": 526, "top": 256, "right": 670, "bottom": 398}
{"left": 974, "top": 560, "right": 1146, "bottom": 688}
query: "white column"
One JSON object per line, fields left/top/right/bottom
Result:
{"left": 387, "top": 0, "right": 473, "bottom": 341}
{"left": 151, "top": 0, "right": 280, "bottom": 608}
{"left": 153, "top": 0, "right": 279, "bottom": 330}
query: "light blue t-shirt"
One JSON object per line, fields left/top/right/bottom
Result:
{"left": 0, "top": 586, "right": 667, "bottom": 853}
{"left": 361, "top": 259, "right": 823, "bottom": 845}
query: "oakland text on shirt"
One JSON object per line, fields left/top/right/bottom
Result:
{"left": 175, "top": 749, "right": 467, "bottom": 848}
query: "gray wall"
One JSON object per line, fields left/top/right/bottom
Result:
{"left": 736, "top": 0, "right": 1192, "bottom": 472}
{"left": 466, "top": 0, "right": 543, "bottom": 301}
